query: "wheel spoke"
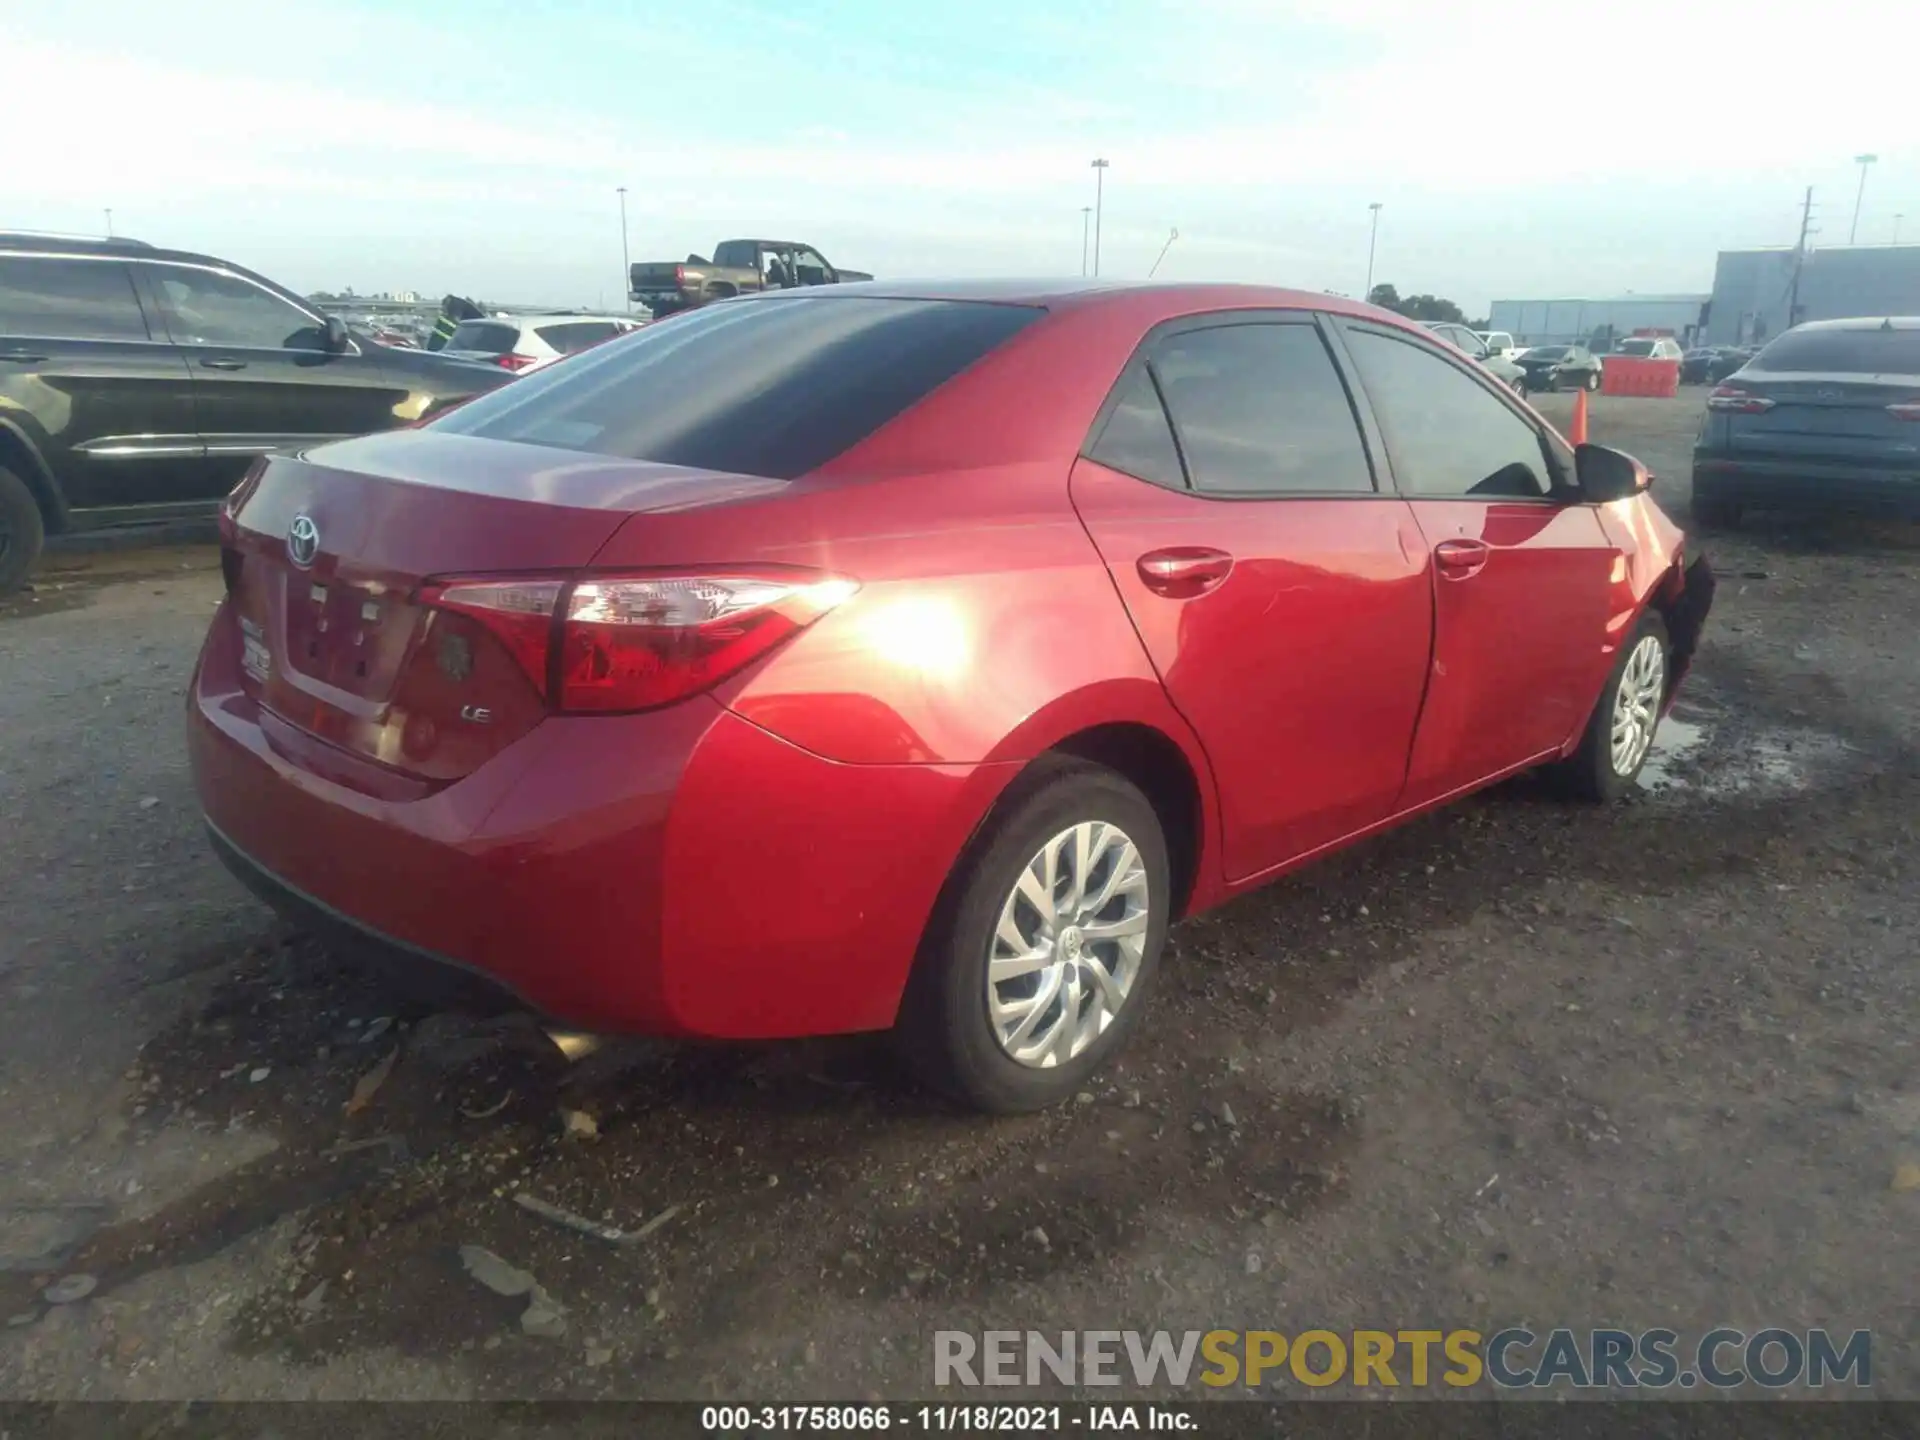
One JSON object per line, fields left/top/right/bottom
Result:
{"left": 1080, "top": 839, "right": 1143, "bottom": 918}
{"left": 1080, "top": 909, "right": 1148, "bottom": 942}
{"left": 990, "top": 948, "right": 1053, "bottom": 983}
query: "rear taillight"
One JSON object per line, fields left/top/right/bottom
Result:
{"left": 1707, "top": 386, "right": 1775, "bottom": 414}
{"left": 495, "top": 353, "right": 537, "bottom": 372}
{"left": 419, "top": 569, "right": 857, "bottom": 714}
{"left": 1886, "top": 399, "right": 1920, "bottom": 422}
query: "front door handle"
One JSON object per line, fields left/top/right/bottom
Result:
{"left": 1434, "top": 538, "right": 1491, "bottom": 579}
{"left": 200, "top": 357, "right": 248, "bottom": 371}
{"left": 0, "top": 350, "right": 48, "bottom": 364}
{"left": 1137, "top": 546, "right": 1233, "bottom": 597}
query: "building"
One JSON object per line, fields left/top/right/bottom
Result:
{"left": 1485, "top": 294, "right": 1710, "bottom": 350}
{"left": 1702, "top": 245, "right": 1920, "bottom": 346}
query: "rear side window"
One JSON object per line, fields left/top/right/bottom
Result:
{"left": 1346, "top": 329, "right": 1551, "bottom": 499}
{"left": 1148, "top": 323, "right": 1374, "bottom": 495}
{"left": 1087, "top": 366, "right": 1185, "bottom": 489}
{"left": 447, "top": 320, "right": 521, "bottom": 354}
{"left": 534, "top": 321, "right": 620, "bottom": 353}
{"left": 435, "top": 296, "right": 1042, "bottom": 480}
{"left": 1750, "top": 328, "right": 1920, "bottom": 375}
{"left": 0, "top": 257, "right": 149, "bottom": 341}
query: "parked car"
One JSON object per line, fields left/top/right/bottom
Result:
{"left": 190, "top": 280, "right": 1712, "bottom": 1112}
{"left": 1475, "top": 330, "right": 1522, "bottom": 362}
{"left": 629, "top": 239, "right": 873, "bottom": 317}
{"left": 1682, "top": 346, "right": 1757, "bottom": 385}
{"left": 1692, "top": 316, "right": 1920, "bottom": 528}
{"left": 1615, "top": 336, "right": 1684, "bottom": 361}
{"left": 1424, "top": 321, "right": 1528, "bottom": 394}
{"left": 0, "top": 234, "right": 511, "bottom": 591}
{"left": 1517, "top": 345, "right": 1604, "bottom": 393}
{"left": 442, "top": 313, "right": 645, "bottom": 373}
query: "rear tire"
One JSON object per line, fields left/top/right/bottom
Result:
{"left": 1690, "top": 484, "right": 1743, "bottom": 531}
{"left": 895, "top": 759, "right": 1171, "bottom": 1113}
{"left": 1558, "top": 610, "right": 1670, "bottom": 802}
{"left": 1584, "top": 370, "right": 1602, "bottom": 392}
{"left": 0, "top": 466, "right": 46, "bottom": 594}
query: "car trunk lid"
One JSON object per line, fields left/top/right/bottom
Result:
{"left": 221, "top": 429, "right": 783, "bottom": 788}
{"left": 1718, "top": 371, "right": 1920, "bottom": 463}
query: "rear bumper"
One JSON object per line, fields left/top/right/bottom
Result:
{"left": 188, "top": 600, "right": 1014, "bottom": 1039}
{"left": 1693, "top": 451, "right": 1920, "bottom": 514}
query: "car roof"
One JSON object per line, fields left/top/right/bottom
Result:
{"left": 502, "top": 313, "right": 640, "bottom": 326}
{"left": 1784, "top": 316, "right": 1920, "bottom": 333}
{"left": 743, "top": 277, "right": 1420, "bottom": 330}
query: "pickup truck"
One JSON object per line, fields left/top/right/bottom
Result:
{"left": 630, "top": 239, "right": 873, "bottom": 316}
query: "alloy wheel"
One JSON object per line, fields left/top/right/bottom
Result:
{"left": 986, "top": 820, "right": 1150, "bottom": 1068}
{"left": 1610, "top": 634, "right": 1666, "bottom": 776}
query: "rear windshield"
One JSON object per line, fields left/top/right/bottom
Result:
{"left": 432, "top": 296, "right": 1043, "bottom": 479}
{"left": 1616, "top": 339, "right": 1657, "bottom": 356}
{"left": 533, "top": 320, "right": 621, "bottom": 353}
{"left": 446, "top": 320, "right": 519, "bottom": 354}
{"left": 1526, "top": 347, "right": 1569, "bottom": 359}
{"left": 1749, "top": 327, "right": 1920, "bottom": 375}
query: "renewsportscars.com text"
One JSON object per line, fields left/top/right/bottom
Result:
{"left": 933, "top": 1328, "right": 1871, "bottom": 1390}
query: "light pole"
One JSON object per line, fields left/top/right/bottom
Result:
{"left": 1849, "top": 154, "right": 1877, "bottom": 244}
{"left": 1364, "top": 202, "right": 1383, "bottom": 300}
{"left": 616, "top": 186, "right": 632, "bottom": 311}
{"left": 1090, "top": 159, "right": 1109, "bottom": 276}
{"left": 104, "top": 208, "right": 113, "bottom": 238}
{"left": 1080, "top": 206, "right": 1092, "bottom": 276}
{"left": 1895, "top": 213, "right": 1906, "bottom": 246}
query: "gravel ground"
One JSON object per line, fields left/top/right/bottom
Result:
{"left": 3, "top": 394, "right": 1919, "bottom": 1402}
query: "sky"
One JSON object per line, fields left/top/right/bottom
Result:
{"left": 7, "top": 0, "right": 1913, "bottom": 312}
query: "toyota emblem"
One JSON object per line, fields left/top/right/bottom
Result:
{"left": 287, "top": 514, "right": 320, "bottom": 569}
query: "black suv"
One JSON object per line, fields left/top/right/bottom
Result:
{"left": 0, "top": 234, "right": 511, "bottom": 588}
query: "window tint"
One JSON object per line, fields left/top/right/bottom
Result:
{"left": 1750, "top": 328, "right": 1920, "bottom": 374}
{"left": 534, "top": 321, "right": 620, "bottom": 353}
{"left": 150, "top": 267, "right": 324, "bottom": 349}
{"left": 447, "top": 320, "right": 521, "bottom": 354}
{"left": 1617, "top": 339, "right": 1655, "bottom": 357}
{"left": 435, "top": 296, "right": 1042, "bottom": 479}
{"left": 1346, "top": 330, "right": 1551, "bottom": 500}
{"left": 1148, "top": 323, "right": 1373, "bottom": 495}
{"left": 0, "top": 257, "right": 149, "bottom": 341}
{"left": 1087, "top": 366, "right": 1184, "bottom": 489}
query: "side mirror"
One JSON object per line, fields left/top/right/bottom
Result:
{"left": 1575, "top": 443, "right": 1652, "bottom": 503}
{"left": 323, "top": 315, "right": 351, "bottom": 352}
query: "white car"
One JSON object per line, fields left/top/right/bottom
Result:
{"left": 1613, "top": 336, "right": 1684, "bottom": 361}
{"left": 443, "top": 313, "right": 644, "bottom": 372}
{"left": 1475, "top": 330, "right": 1522, "bottom": 362}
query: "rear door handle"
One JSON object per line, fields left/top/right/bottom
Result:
{"left": 0, "top": 350, "right": 48, "bottom": 364}
{"left": 200, "top": 357, "right": 248, "bottom": 371}
{"left": 1137, "top": 546, "right": 1233, "bottom": 597}
{"left": 1434, "top": 538, "right": 1491, "bottom": 578}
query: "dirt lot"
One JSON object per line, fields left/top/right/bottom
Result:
{"left": 4, "top": 394, "right": 1920, "bottom": 1402}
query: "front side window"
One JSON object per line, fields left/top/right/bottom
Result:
{"left": 0, "top": 257, "right": 149, "bottom": 342}
{"left": 1147, "top": 322, "right": 1374, "bottom": 495}
{"left": 1346, "top": 329, "right": 1552, "bottom": 500}
{"left": 149, "top": 266, "right": 324, "bottom": 350}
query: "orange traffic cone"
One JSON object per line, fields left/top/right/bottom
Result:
{"left": 1569, "top": 385, "right": 1590, "bottom": 446}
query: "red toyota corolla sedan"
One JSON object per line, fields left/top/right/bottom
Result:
{"left": 188, "top": 281, "right": 1713, "bottom": 1111}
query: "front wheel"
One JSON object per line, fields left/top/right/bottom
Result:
{"left": 0, "top": 466, "right": 46, "bottom": 594}
{"left": 1558, "top": 611, "right": 1670, "bottom": 801}
{"left": 895, "top": 760, "right": 1171, "bottom": 1112}
{"left": 1584, "top": 370, "right": 1602, "bottom": 392}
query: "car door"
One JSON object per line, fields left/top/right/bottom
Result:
{"left": 0, "top": 253, "right": 203, "bottom": 513}
{"left": 138, "top": 261, "right": 410, "bottom": 489}
{"left": 1334, "top": 320, "right": 1620, "bottom": 804}
{"left": 1070, "top": 314, "right": 1433, "bottom": 882}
